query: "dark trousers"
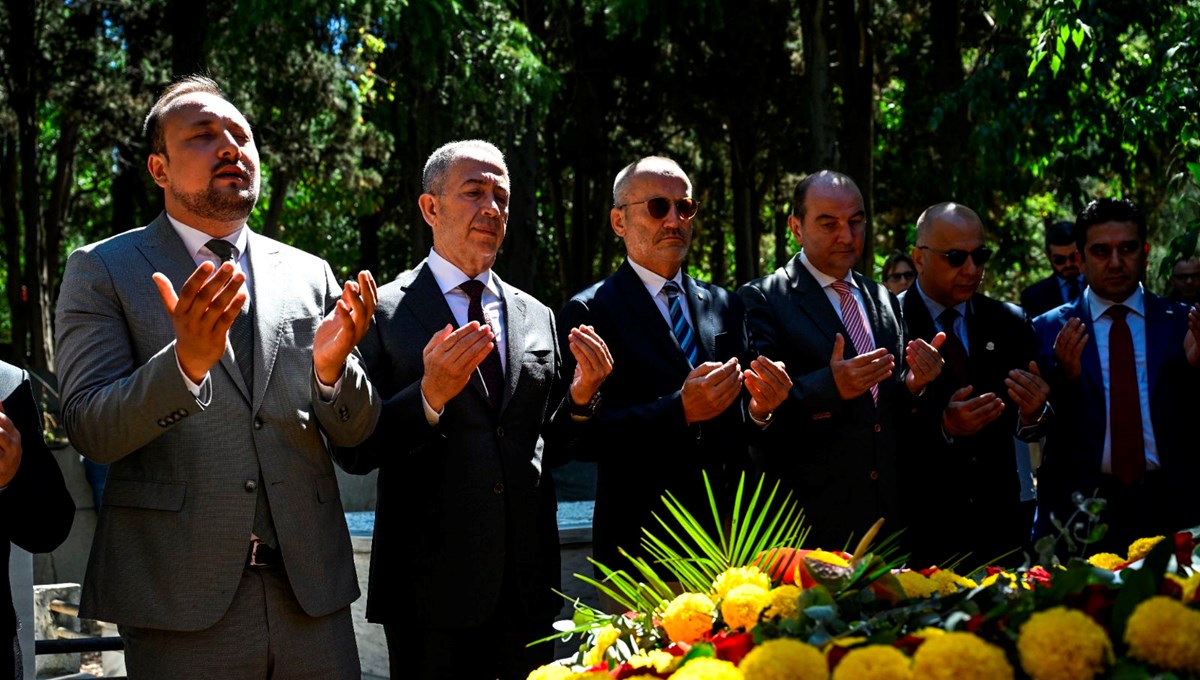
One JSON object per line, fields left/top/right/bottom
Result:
{"left": 1091, "top": 472, "right": 1173, "bottom": 556}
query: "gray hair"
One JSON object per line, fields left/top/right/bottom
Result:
{"left": 612, "top": 156, "right": 689, "bottom": 206}
{"left": 422, "top": 140, "right": 507, "bottom": 194}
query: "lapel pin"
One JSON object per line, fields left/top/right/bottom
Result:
{"left": 985, "top": 341, "right": 995, "bottom": 351}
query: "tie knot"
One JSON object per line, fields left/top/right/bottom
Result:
{"left": 1106, "top": 304, "right": 1130, "bottom": 321}
{"left": 661, "top": 280, "right": 682, "bottom": 298}
{"left": 938, "top": 307, "right": 960, "bottom": 325}
{"left": 206, "top": 239, "right": 237, "bottom": 263}
{"left": 459, "top": 279, "right": 486, "bottom": 301}
{"left": 829, "top": 279, "right": 854, "bottom": 298}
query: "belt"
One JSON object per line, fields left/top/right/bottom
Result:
{"left": 247, "top": 539, "right": 281, "bottom": 568}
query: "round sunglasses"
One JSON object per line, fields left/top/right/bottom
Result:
{"left": 617, "top": 196, "right": 700, "bottom": 220}
{"left": 916, "top": 245, "right": 993, "bottom": 268}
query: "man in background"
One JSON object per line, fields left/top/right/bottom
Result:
{"left": 1021, "top": 220, "right": 1085, "bottom": 317}
{"left": 1168, "top": 254, "right": 1200, "bottom": 305}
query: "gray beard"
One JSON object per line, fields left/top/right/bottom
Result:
{"left": 172, "top": 182, "right": 258, "bottom": 223}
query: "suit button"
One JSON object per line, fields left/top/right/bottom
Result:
{"left": 874, "top": 423, "right": 882, "bottom": 433}
{"left": 869, "top": 470, "right": 879, "bottom": 481}
{"left": 493, "top": 483, "right": 505, "bottom": 495}
{"left": 254, "top": 418, "right": 263, "bottom": 430}
{"left": 179, "top": 408, "right": 189, "bottom": 417}
{"left": 245, "top": 480, "right": 257, "bottom": 492}
{"left": 157, "top": 419, "right": 167, "bottom": 427}
{"left": 496, "top": 426, "right": 505, "bottom": 438}
{"left": 338, "top": 405, "right": 350, "bottom": 422}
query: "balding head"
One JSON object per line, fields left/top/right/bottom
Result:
{"left": 915, "top": 202, "right": 983, "bottom": 243}
{"left": 613, "top": 156, "right": 691, "bottom": 207}
{"left": 913, "top": 202, "right": 988, "bottom": 306}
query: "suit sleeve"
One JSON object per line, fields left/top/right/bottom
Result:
{"left": 1, "top": 376, "right": 75, "bottom": 553}
{"left": 56, "top": 248, "right": 207, "bottom": 463}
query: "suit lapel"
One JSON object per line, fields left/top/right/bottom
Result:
{"left": 1143, "top": 294, "right": 1171, "bottom": 397}
{"left": 245, "top": 232, "right": 285, "bottom": 409}
{"left": 683, "top": 275, "right": 716, "bottom": 363}
{"left": 398, "top": 262, "right": 488, "bottom": 402}
{"left": 496, "top": 273, "right": 525, "bottom": 414}
{"left": 615, "top": 261, "right": 691, "bottom": 372}
{"left": 786, "top": 257, "right": 850, "bottom": 356}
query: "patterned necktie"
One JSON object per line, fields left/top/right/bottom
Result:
{"left": 829, "top": 279, "right": 878, "bottom": 403}
{"left": 938, "top": 307, "right": 971, "bottom": 387}
{"left": 662, "top": 280, "right": 699, "bottom": 366}
{"left": 1106, "top": 305, "right": 1145, "bottom": 485}
{"left": 1065, "top": 277, "right": 1081, "bottom": 303}
{"left": 459, "top": 279, "right": 506, "bottom": 409}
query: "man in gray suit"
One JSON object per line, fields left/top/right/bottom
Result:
{"left": 55, "top": 76, "right": 379, "bottom": 678}
{"left": 333, "top": 140, "right": 611, "bottom": 680}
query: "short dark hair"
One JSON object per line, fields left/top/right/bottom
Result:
{"left": 1074, "top": 198, "right": 1146, "bottom": 252}
{"left": 143, "top": 75, "right": 226, "bottom": 156}
{"left": 1045, "top": 220, "right": 1076, "bottom": 250}
{"left": 791, "top": 170, "right": 858, "bottom": 220}
{"left": 882, "top": 250, "right": 915, "bottom": 279}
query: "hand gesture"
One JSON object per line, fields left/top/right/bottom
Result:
{"left": 1186, "top": 304, "right": 1200, "bottom": 367}
{"left": 942, "top": 385, "right": 1005, "bottom": 437}
{"left": 0, "top": 401, "right": 21, "bottom": 487}
{"left": 1006, "top": 361, "right": 1050, "bottom": 423}
{"left": 1053, "top": 318, "right": 1088, "bottom": 381}
{"left": 153, "top": 261, "right": 247, "bottom": 384}
{"left": 904, "top": 333, "right": 946, "bottom": 393}
{"left": 744, "top": 356, "right": 791, "bottom": 421}
{"left": 420, "top": 322, "right": 495, "bottom": 412}
{"left": 567, "top": 325, "right": 613, "bottom": 407}
{"left": 314, "top": 271, "right": 379, "bottom": 385}
{"left": 830, "top": 333, "right": 894, "bottom": 400}
{"left": 681, "top": 358, "right": 743, "bottom": 424}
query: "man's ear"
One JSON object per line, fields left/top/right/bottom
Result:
{"left": 787, "top": 215, "right": 803, "bottom": 247}
{"left": 417, "top": 193, "right": 438, "bottom": 228}
{"left": 610, "top": 207, "right": 626, "bottom": 238}
{"left": 147, "top": 154, "right": 169, "bottom": 190}
{"left": 913, "top": 246, "right": 926, "bottom": 275}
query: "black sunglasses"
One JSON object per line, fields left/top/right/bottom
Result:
{"left": 917, "top": 245, "right": 993, "bottom": 268}
{"left": 617, "top": 196, "right": 700, "bottom": 220}
{"left": 886, "top": 271, "right": 915, "bottom": 282}
{"left": 1050, "top": 252, "right": 1080, "bottom": 266}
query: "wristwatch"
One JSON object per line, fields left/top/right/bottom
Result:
{"left": 568, "top": 390, "right": 603, "bottom": 418}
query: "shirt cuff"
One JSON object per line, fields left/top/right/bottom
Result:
{"left": 421, "top": 390, "right": 443, "bottom": 426}
{"left": 314, "top": 367, "right": 343, "bottom": 403}
{"left": 176, "top": 352, "right": 212, "bottom": 404}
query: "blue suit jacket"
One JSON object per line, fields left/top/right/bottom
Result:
{"left": 1031, "top": 292, "right": 1200, "bottom": 538}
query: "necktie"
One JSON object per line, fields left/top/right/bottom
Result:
{"left": 1065, "top": 277, "right": 1081, "bottom": 303}
{"left": 938, "top": 308, "right": 971, "bottom": 387}
{"left": 205, "top": 239, "right": 275, "bottom": 547}
{"left": 662, "top": 280, "right": 699, "bottom": 366}
{"left": 1106, "top": 305, "right": 1145, "bottom": 485}
{"left": 829, "top": 280, "right": 878, "bottom": 403}
{"left": 459, "top": 279, "right": 506, "bottom": 409}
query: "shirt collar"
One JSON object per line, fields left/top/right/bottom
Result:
{"left": 427, "top": 248, "right": 498, "bottom": 297}
{"left": 626, "top": 257, "right": 683, "bottom": 296}
{"left": 800, "top": 251, "right": 857, "bottom": 291}
{"left": 1088, "top": 283, "right": 1145, "bottom": 322}
{"left": 167, "top": 214, "right": 249, "bottom": 261}
{"left": 913, "top": 281, "right": 969, "bottom": 322}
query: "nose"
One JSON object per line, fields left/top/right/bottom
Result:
{"left": 217, "top": 129, "right": 241, "bottom": 160}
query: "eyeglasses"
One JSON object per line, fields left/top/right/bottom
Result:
{"left": 916, "top": 245, "right": 993, "bottom": 268}
{"left": 1050, "top": 252, "right": 1080, "bottom": 266}
{"left": 886, "top": 271, "right": 915, "bottom": 282}
{"left": 617, "top": 196, "right": 700, "bottom": 220}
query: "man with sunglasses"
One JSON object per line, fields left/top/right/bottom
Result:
{"left": 558, "top": 157, "right": 791, "bottom": 591}
{"left": 1021, "top": 220, "right": 1086, "bottom": 318}
{"left": 738, "top": 171, "right": 945, "bottom": 551}
{"left": 1032, "top": 198, "right": 1200, "bottom": 556}
{"left": 897, "top": 203, "right": 1050, "bottom": 566}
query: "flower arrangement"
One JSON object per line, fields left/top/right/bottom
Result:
{"left": 529, "top": 474, "right": 1200, "bottom": 680}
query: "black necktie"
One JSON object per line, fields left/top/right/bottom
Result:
{"left": 1065, "top": 277, "right": 1081, "bottom": 303}
{"left": 459, "top": 280, "right": 505, "bottom": 409}
{"left": 938, "top": 308, "right": 970, "bottom": 387}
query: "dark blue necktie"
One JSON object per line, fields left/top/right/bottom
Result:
{"left": 662, "top": 280, "right": 698, "bottom": 366}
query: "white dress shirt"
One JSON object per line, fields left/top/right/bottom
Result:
{"left": 799, "top": 251, "right": 877, "bottom": 350}
{"left": 626, "top": 257, "right": 693, "bottom": 331}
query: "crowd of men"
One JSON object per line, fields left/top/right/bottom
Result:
{"left": 4, "top": 75, "right": 1199, "bottom": 680}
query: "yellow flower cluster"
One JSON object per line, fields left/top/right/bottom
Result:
{"left": 721, "top": 584, "right": 771, "bottom": 631}
{"left": 1166, "top": 572, "right": 1200, "bottom": 602}
{"left": 712, "top": 566, "right": 772, "bottom": 601}
{"left": 628, "top": 649, "right": 679, "bottom": 675}
{"left": 582, "top": 624, "right": 621, "bottom": 667}
{"left": 739, "top": 638, "right": 827, "bottom": 680}
{"left": 1017, "top": 607, "right": 1112, "bottom": 680}
{"left": 1086, "top": 553, "right": 1126, "bottom": 570}
{"left": 527, "top": 664, "right": 573, "bottom": 680}
{"left": 895, "top": 571, "right": 938, "bottom": 599}
{"left": 928, "top": 570, "right": 978, "bottom": 595}
{"left": 1126, "top": 536, "right": 1165, "bottom": 563}
{"left": 1124, "top": 595, "right": 1200, "bottom": 674}
{"left": 912, "top": 632, "right": 1014, "bottom": 680}
{"left": 661, "top": 592, "right": 716, "bottom": 643}
{"left": 671, "top": 657, "right": 744, "bottom": 680}
{"left": 763, "top": 585, "right": 802, "bottom": 620}
{"left": 833, "top": 644, "right": 912, "bottom": 680}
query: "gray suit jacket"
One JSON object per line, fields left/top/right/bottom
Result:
{"left": 332, "top": 261, "right": 564, "bottom": 629}
{"left": 55, "top": 212, "right": 380, "bottom": 631}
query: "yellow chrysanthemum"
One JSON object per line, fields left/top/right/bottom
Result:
{"left": 1086, "top": 553, "right": 1126, "bottom": 571}
{"left": 1124, "top": 595, "right": 1200, "bottom": 674}
{"left": 527, "top": 664, "right": 573, "bottom": 680}
{"left": 567, "top": 673, "right": 613, "bottom": 680}
{"left": 895, "top": 571, "right": 937, "bottom": 599}
{"left": 670, "top": 656, "right": 744, "bottom": 680}
{"left": 712, "top": 566, "right": 772, "bottom": 601}
{"left": 661, "top": 592, "right": 716, "bottom": 643}
{"left": 722, "top": 584, "right": 771, "bottom": 631}
{"left": 912, "top": 632, "right": 1014, "bottom": 680}
{"left": 1126, "top": 536, "right": 1165, "bottom": 563}
{"left": 1182, "top": 573, "right": 1200, "bottom": 602}
{"left": 833, "top": 645, "right": 913, "bottom": 680}
{"left": 739, "top": 638, "right": 827, "bottom": 680}
{"left": 806, "top": 549, "right": 851, "bottom": 567}
{"left": 911, "top": 627, "right": 945, "bottom": 639}
{"left": 928, "top": 570, "right": 978, "bottom": 595}
{"left": 764, "top": 585, "right": 802, "bottom": 620}
{"left": 582, "top": 624, "right": 622, "bottom": 667}
{"left": 1018, "top": 607, "right": 1112, "bottom": 680}
{"left": 629, "top": 649, "right": 680, "bottom": 675}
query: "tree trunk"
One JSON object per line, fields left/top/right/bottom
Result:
{"left": 800, "top": 0, "right": 836, "bottom": 171}
{"left": 261, "top": 171, "right": 292, "bottom": 241}
{"left": 496, "top": 110, "right": 539, "bottom": 293}
{"left": 1, "top": 135, "right": 24, "bottom": 365}
{"left": 835, "top": 0, "right": 875, "bottom": 274}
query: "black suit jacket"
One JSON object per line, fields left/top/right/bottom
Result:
{"left": 2, "top": 363, "right": 74, "bottom": 677}
{"left": 1021, "top": 275, "right": 1070, "bottom": 319}
{"left": 738, "top": 255, "right": 914, "bottom": 550}
{"left": 556, "top": 261, "right": 751, "bottom": 574}
{"left": 898, "top": 290, "right": 1038, "bottom": 565}
{"left": 332, "top": 262, "right": 564, "bottom": 629}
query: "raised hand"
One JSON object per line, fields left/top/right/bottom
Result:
{"left": 905, "top": 332, "right": 946, "bottom": 393}
{"left": 567, "top": 325, "right": 613, "bottom": 406}
{"left": 1052, "top": 318, "right": 1089, "bottom": 381}
{"left": 314, "top": 271, "right": 379, "bottom": 385}
{"left": 420, "top": 322, "right": 496, "bottom": 412}
{"left": 744, "top": 356, "right": 791, "bottom": 421}
{"left": 1006, "top": 360, "right": 1050, "bottom": 423}
{"left": 0, "top": 401, "right": 20, "bottom": 487}
{"left": 830, "top": 333, "right": 894, "bottom": 400}
{"left": 942, "top": 385, "right": 1005, "bottom": 437}
{"left": 153, "top": 261, "right": 247, "bottom": 384}
{"left": 681, "top": 358, "right": 743, "bottom": 424}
